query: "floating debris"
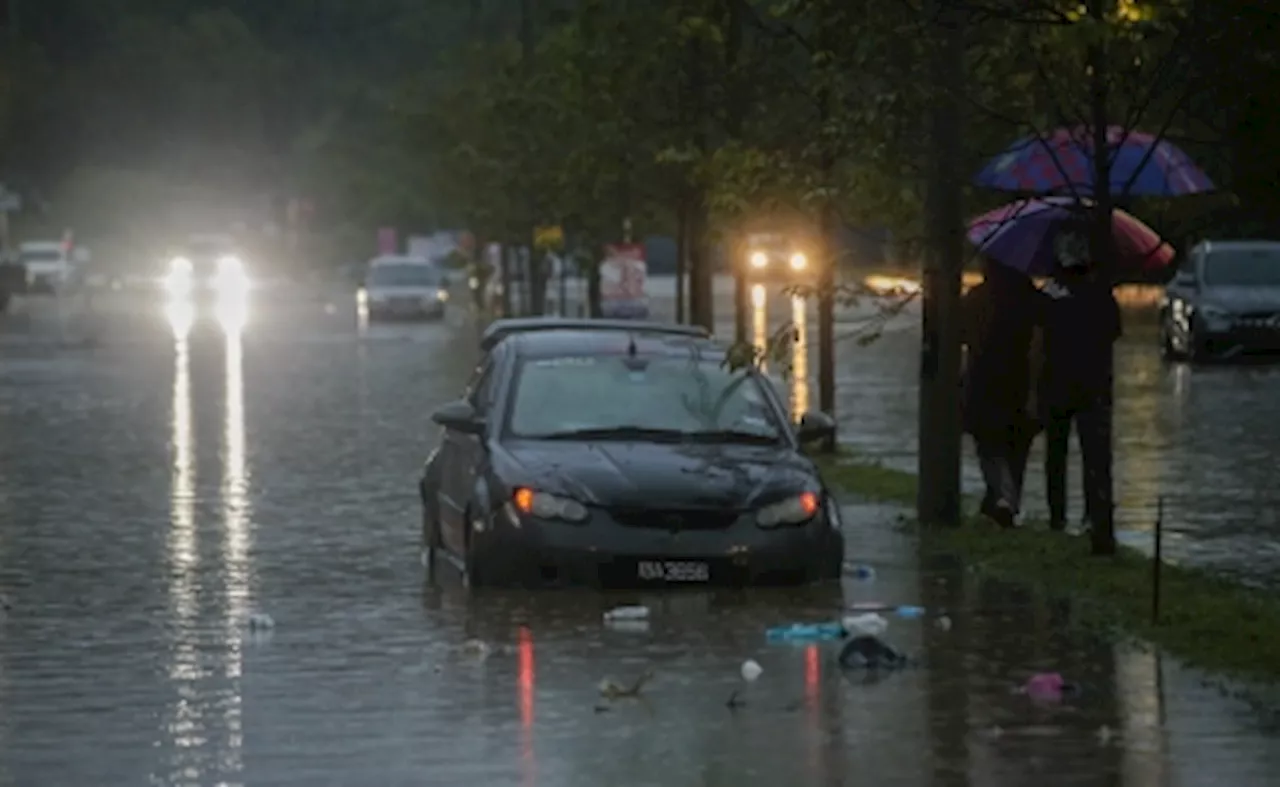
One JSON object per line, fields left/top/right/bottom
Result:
{"left": 894, "top": 605, "right": 925, "bottom": 619}
{"left": 837, "top": 635, "right": 910, "bottom": 670}
{"left": 740, "top": 659, "right": 764, "bottom": 682}
{"left": 460, "top": 639, "right": 493, "bottom": 658}
{"left": 248, "top": 613, "right": 275, "bottom": 630}
{"left": 603, "top": 605, "right": 649, "bottom": 622}
{"left": 935, "top": 615, "right": 953, "bottom": 631}
{"left": 843, "top": 613, "right": 888, "bottom": 637}
{"left": 1096, "top": 725, "right": 1114, "bottom": 745}
{"left": 850, "top": 564, "right": 876, "bottom": 581}
{"left": 1019, "top": 672, "right": 1081, "bottom": 701}
{"left": 598, "top": 670, "right": 654, "bottom": 699}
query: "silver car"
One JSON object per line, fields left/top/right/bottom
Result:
{"left": 1161, "top": 240, "right": 1280, "bottom": 361}
{"left": 361, "top": 258, "right": 449, "bottom": 321}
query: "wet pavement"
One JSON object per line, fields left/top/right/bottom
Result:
{"left": 2, "top": 283, "right": 1279, "bottom": 785}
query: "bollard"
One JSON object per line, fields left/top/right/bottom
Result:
{"left": 1151, "top": 496, "right": 1164, "bottom": 625}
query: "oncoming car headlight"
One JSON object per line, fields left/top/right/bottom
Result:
{"left": 510, "top": 487, "right": 588, "bottom": 523}
{"left": 756, "top": 492, "right": 820, "bottom": 528}
{"left": 749, "top": 250, "right": 768, "bottom": 268}
{"left": 789, "top": 252, "right": 807, "bottom": 270}
{"left": 164, "top": 257, "right": 193, "bottom": 296}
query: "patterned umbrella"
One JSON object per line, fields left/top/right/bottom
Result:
{"left": 968, "top": 197, "right": 1175, "bottom": 276}
{"left": 975, "top": 126, "right": 1214, "bottom": 197}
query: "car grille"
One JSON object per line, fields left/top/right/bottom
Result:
{"left": 1235, "top": 311, "right": 1280, "bottom": 329}
{"left": 609, "top": 508, "right": 739, "bottom": 531}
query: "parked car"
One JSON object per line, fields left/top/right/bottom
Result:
{"left": 17, "top": 241, "right": 75, "bottom": 293}
{"left": 359, "top": 256, "right": 448, "bottom": 321}
{"left": 1160, "top": 240, "right": 1280, "bottom": 361}
{"left": 418, "top": 321, "right": 844, "bottom": 588}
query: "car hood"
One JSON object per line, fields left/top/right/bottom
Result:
{"left": 497, "top": 440, "right": 816, "bottom": 509}
{"left": 1203, "top": 286, "right": 1280, "bottom": 312}
{"left": 366, "top": 285, "right": 441, "bottom": 299}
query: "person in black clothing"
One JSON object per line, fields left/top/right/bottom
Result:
{"left": 961, "top": 261, "right": 1042, "bottom": 528}
{"left": 1037, "top": 238, "right": 1122, "bottom": 533}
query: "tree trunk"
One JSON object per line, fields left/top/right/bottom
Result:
{"left": 675, "top": 197, "right": 688, "bottom": 323}
{"left": 686, "top": 17, "right": 713, "bottom": 332}
{"left": 1088, "top": 0, "right": 1118, "bottom": 556}
{"left": 916, "top": 0, "right": 965, "bottom": 526}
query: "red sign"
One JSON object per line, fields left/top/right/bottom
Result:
{"left": 376, "top": 227, "right": 397, "bottom": 255}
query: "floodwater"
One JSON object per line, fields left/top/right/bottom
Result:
{"left": 1, "top": 284, "right": 1278, "bottom": 785}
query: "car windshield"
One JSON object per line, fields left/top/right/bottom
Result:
{"left": 368, "top": 263, "right": 439, "bottom": 287}
{"left": 1203, "top": 249, "right": 1280, "bottom": 286}
{"left": 507, "top": 354, "right": 785, "bottom": 442}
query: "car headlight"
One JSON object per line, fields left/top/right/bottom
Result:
{"left": 511, "top": 487, "right": 588, "bottom": 523}
{"left": 756, "top": 492, "right": 820, "bottom": 528}
{"left": 789, "top": 252, "right": 807, "bottom": 270}
{"left": 749, "top": 251, "right": 768, "bottom": 268}
{"left": 164, "top": 258, "right": 193, "bottom": 296}
{"left": 436, "top": 288, "right": 449, "bottom": 302}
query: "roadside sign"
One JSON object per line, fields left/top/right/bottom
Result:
{"left": 534, "top": 225, "right": 564, "bottom": 251}
{"left": 377, "top": 227, "right": 397, "bottom": 255}
{"left": 600, "top": 243, "right": 648, "bottom": 319}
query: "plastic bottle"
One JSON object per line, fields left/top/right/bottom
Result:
{"left": 765, "top": 621, "right": 845, "bottom": 642}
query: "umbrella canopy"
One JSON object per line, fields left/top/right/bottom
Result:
{"left": 975, "top": 126, "right": 1214, "bottom": 197}
{"left": 968, "top": 197, "right": 1175, "bottom": 277}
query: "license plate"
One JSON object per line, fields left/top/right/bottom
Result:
{"left": 637, "top": 560, "right": 710, "bottom": 582}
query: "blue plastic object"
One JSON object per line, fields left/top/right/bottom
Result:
{"left": 894, "top": 605, "right": 925, "bottom": 619}
{"left": 765, "top": 622, "right": 845, "bottom": 642}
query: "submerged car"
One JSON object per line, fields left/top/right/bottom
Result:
{"left": 418, "top": 323, "right": 844, "bottom": 588}
{"left": 1161, "top": 240, "right": 1280, "bottom": 361}
{"left": 359, "top": 256, "right": 448, "bottom": 321}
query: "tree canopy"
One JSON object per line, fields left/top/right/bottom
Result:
{"left": 3, "top": 0, "right": 1277, "bottom": 264}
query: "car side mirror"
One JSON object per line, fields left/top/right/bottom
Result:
{"left": 795, "top": 410, "right": 836, "bottom": 444}
{"left": 431, "top": 399, "right": 485, "bottom": 435}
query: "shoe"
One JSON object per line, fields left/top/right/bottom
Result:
{"left": 980, "top": 497, "right": 1000, "bottom": 520}
{"left": 1065, "top": 519, "right": 1091, "bottom": 537}
{"left": 990, "top": 501, "right": 1017, "bottom": 529}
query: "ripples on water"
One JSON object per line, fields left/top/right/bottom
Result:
{"left": 1, "top": 289, "right": 1278, "bottom": 785}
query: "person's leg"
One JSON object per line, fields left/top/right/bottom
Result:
{"left": 1076, "top": 398, "right": 1115, "bottom": 536}
{"left": 1008, "top": 414, "right": 1039, "bottom": 515}
{"left": 1043, "top": 407, "right": 1071, "bottom": 530}
{"left": 974, "top": 436, "right": 1002, "bottom": 518}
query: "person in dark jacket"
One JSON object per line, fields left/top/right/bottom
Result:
{"left": 961, "top": 261, "right": 1043, "bottom": 528}
{"left": 1037, "top": 235, "right": 1122, "bottom": 533}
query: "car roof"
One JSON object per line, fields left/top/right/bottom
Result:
{"left": 479, "top": 318, "right": 709, "bottom": 353}
{"left": 1194, "top": 240, "right": 1280, "bottom": 254}
{"left": 370, "top": 255, "right": 432, "bottom": 266}
{"left": 506, "top": 328, "right": 727, "bottom": 361}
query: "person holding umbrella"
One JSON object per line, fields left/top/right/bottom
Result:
{"left": 1037, "top": 229, "right": 1122, "bottom": 534}
{"left": 961, "top": 260, "right": 1042, "bottom": 528}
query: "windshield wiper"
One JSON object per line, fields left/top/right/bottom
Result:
{"left": 679, "top": 429, "right": 781, "bottom": 445}
{"left": 535, "top": 426, "right": 690, "bottom": 442}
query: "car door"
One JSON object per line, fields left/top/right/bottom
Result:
{"left": 438, "top": 357, "right": 499, "bottom": 554}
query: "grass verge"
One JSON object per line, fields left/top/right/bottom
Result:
{"left": 815, "top": 452, "right": 1280, "bottom": 684}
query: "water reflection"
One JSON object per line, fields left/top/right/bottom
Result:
{"left": 1115, "top": 645, "right": 1169, "bottom": 784}
{"left": 162, "top": 310, "right": 201, "bottom": 782}
{"left": 751, "top": 284, "right": 768, "bottom": 372}
{"left": 517, "top": 626, "right": 536, "bottom": 787}
{"left": 791, "top": 295, "right": 810, "bottom": 419}
{"left": 219, "top": 316, "right": 250, "bottom": 776}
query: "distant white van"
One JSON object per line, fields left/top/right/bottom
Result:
{"left": 18, "top": 241, "right": 75, "bottom": 293}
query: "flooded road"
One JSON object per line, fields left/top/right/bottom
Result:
{"left": 2, "top": 285, "right": 1278, "bottom": 785}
